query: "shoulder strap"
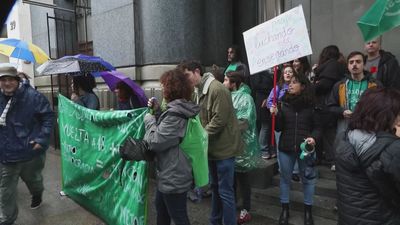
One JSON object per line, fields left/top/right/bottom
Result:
{"left": 159, "top": 111, "right": 189, "bottom": 143}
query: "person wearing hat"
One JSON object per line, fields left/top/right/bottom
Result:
{"left": 0, "top": 63, "right": 54, "bottom": 225}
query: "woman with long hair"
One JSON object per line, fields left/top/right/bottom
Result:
{"left": 335, "top": 88, "right": 400, "bottom": 225}
{"left": 270, "top": 74, "right": 320, "bottom": 225}
{"left": 312, "top": 45, "right": 346, "bottom": 169}
{"left": 293, "top": 57, "right": 313, "bottom": 82}
{"left": 265, "top": 66, "right": 296, "bottom": 160}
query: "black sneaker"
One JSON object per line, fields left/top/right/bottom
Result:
{"left": 292, "top": 174, "right": 300, "bottom": 182}
{"left": 30, "top": 195, "right": 42, "bottom": 209}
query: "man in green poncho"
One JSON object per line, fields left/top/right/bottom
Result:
{"left": 224, "top": 71, "right": 259, "bottom": 224}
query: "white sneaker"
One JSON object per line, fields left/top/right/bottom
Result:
{"left": 331, "top": 164, "right": 336, "bottom": 172}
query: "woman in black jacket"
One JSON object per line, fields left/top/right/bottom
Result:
{"left": 270, "top": 74, "right": 321, "bottom": 225}
{"left": 313, "top": 45, "right": 346, "bottom": 168}
{"left": 335, "top": 88, "right": 400, "bottom": 225}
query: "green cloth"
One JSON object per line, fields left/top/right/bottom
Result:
{"left": 179, "top": 115, "right": 209, "bottom": 187}
{"left": 224, "top": 63, "right": 238, "bottom": 75}
{"left": 358, "top": 0, "right": 400, "bottom": 41}
{"left": 231, "top": 84, "right": 259, "bottom": 172}
{"left": 346, "top": 79, "right": 369, "bottom": 111}
{"left": 58, "top": 94, "right": 148, "bottom": 225}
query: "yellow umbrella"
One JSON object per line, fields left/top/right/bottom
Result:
{"left": 0, "top": 38, "right": 49, "bottom": 64}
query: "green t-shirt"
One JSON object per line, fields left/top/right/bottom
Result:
{"left": 346, "top": 79, "right": 369, "bottom": 111}
{"left": 224, "top": 63, "right": 238, "bottom": 75}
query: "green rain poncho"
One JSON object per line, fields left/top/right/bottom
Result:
{"left": 231, "top": 84, "right": 260, "bottom": 172}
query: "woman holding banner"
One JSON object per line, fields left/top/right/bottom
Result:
{"left": 144, "top": 69, "right": 199, "bottom": 225}
{"left": 270, "top": 74, "right": 320, "bottom": 225}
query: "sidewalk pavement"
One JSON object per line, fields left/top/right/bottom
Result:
{"left": 15, "top": 148, "right": 272, "bottom": 225}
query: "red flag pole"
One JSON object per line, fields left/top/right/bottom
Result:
{"left": 271, "top": 65, "right": 278, "bottom": 147}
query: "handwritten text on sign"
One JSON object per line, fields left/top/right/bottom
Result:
{"left": 243, "top": 5, "right": 312, "bottom": 74}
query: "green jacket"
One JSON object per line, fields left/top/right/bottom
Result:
{"left": 198, "top": 73, "right": 243, "bottom": 160}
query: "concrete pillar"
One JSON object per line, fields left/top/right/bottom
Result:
{"left": 137, "top": 0, "right": 204, "bottom": 64}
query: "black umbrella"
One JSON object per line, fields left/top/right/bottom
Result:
{"left": 36, "top": 54, "right": 115, "bottom": 76}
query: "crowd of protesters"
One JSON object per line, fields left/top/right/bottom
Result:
{"left": 1, "top": 35, "right": 400, "bottom": 225}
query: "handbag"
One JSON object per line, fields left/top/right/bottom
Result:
{"left": 119, "top": 137, "right": 155, "bottom": 161}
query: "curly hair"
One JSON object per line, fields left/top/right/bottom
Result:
{"left": 160, "top": 69, "right": 194, "bottom": 102}
{"left": 349, "top": 88, "right": 400, "bottom": 134}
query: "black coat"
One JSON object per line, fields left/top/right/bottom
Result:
{"left": 313, "top": 59, "right": 346, "bottom": 127}
{"left": 275, "top": 96, "right": 321, "bottom": 153}
{"left": 376, "top": 50, "right": 400, "bottom": 89}
{"left": 249, "top": 70, "right": 273, "bottom": 123}
{"left": 335, "top": 131, "right": 400, "bottom": 225}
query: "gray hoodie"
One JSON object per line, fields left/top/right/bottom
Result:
{"left": 144, "top": 99, "right": 200, "bottom": 193}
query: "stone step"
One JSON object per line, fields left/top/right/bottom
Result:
{"left": 317, "top": 165, "right": 336, "bottom": 180}
{"left": 249, "top": 158, "right": 278, "bottom": 189}
{"left": 252, "top": 187, "right": 338, "bottom": 220}
{"left": 271, "top": 176, "right": 337, "bottom": 198}
{"left": 250, "top": 202, "right": 338, "bottom": 225}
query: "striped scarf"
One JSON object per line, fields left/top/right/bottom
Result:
{"left": 0, "top": 98, "right": 12, "bottom": 126}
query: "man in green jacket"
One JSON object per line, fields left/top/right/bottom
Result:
{"left": 179, "top": 61, "right": 243, "bottom": 225}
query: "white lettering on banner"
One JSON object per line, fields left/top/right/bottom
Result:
{"left": 62, "top": 124, "right": 90, "bottom": 144}
{"left": 243, "top": 5, "right": 312, "bottom": 74}
{"left": 119, "top": 205, "right": 145, "bottom": 225}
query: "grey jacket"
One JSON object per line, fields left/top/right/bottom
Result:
{"left": 144, "top": 99, "right": 200, "bottom": 193}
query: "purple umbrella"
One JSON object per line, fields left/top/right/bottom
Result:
{"left": 99, "top": 71, "right": 148, "bottom": 107}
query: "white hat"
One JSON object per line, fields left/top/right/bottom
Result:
{"left": 0, "top": 63, "right": 19, "bottom": 80}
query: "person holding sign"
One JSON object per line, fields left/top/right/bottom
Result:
{"left": 0, "top": 63, "right": 54, "bottom": 225}
{"left": 144, "top": 69, "right": 199, "bottom": 225}
{"left": 270, "top": 73, "right": 320, "bottom": 225}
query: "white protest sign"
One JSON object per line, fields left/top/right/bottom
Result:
{"left": 243, "top": 5, "right": 312, "bottom": 74}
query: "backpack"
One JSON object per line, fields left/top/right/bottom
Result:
{"left": 168, "top": 112, "right": 209, "bottom": 188}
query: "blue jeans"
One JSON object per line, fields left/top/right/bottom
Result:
{"left": 275, "top": 131, "right": 299, "bottom": 174}
{"left": 209, "top": 158, "right": 236, "bottom": 225}
{"left": 278, "top": 151, "right": 316, "bottom": 205}
{"left": 155, "top": 190, "right": 190, "bottom": 225}
{"left": 259, "top": 122, "right": 273, "bottom": 154}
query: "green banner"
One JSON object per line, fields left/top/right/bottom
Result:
{"left": 58, "top": 94, "right": 148, "bottom": 225}
{"left": 358, "top": 0, "right": 400, "bottom": 41}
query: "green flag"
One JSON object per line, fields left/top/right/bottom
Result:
{"left": 58, "top": 94, "right": 149, "bottom": 225}
{"left": 358, "top": 0, "right": 400, "bottom": 41}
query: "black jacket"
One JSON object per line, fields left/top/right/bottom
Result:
{"left": 275, "top": 95, "right": 321, "bottom": 153}
{"left": 249, "top": 70, "right": 273, "bottom": 123}
{"left": 375, "top": 50, "right": 400, "bottom": 89}
{"left": 313, "top": 59, "right": 346, "bottom": 127}
{"left": 335, "top": 131, "right": 400, "bottom": 225}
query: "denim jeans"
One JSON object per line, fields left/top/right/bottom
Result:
{"left": 155, "top": 190, "right": 190, "bottom": 225}
{"left": 0, "top": 154, "right": 46, "bottom": 224}
{"left": 278, "top": 151, "right": 316, "bottom": 205}
{"left": 209, "top": 157, "right": 236, "bottom": 225}
{"left": 275, "top": 132, "right": 299, "bottom": 174}
{"left": 259, "top": 122, "right": 274, "bottom": 154}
